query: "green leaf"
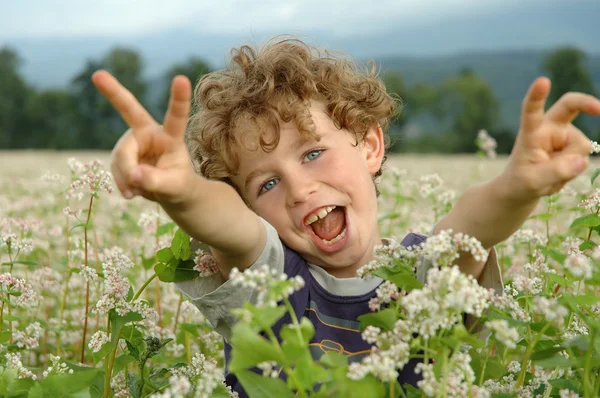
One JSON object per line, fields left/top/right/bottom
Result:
{"left": 558, "top": 293, "right": 600, "bottom": 307}
{"left": 373, "top": 267, "right": 423, "bottom": 292}
{"left": 319, "top": 352, "right": 347, "bottom": 368}
{"left": 126, "top": 285, "right": 134, "bottom": 302}
{"left": 125, "top": 340, "right": 141, "bottom": 361}
{"left": 358, "top": 308, "right": 396, "bottom": 331}
{"left": 1, "top": 260, "right": 38, "bottom": 267}
{"left": 247, "top": 304, "right": 287, "bottom": 333}
{"left": 0, "top": 331, "right": 12, "bottom": 344}
{"left": 329, "top": 369, "right": 386, "bottom": 398}
{"left": 549, "top": 378, "right": 581, "bottom": 394}
{"left": 35, "top": 369, "right": 101, "bottom": 396}
{"left": 533, "top": 356, "right": 577, "bottom": 368}
{"left": 172, "top": 259, "right": 199, "bottom": 282}
{"left": 291, "top": 355, "right": 329, "bottom": 391}
{"left": 235, "top": 370, "right": 294, "bottom": 398}
{"left": 591, "top": 168, "right": 600, "bottom": 185}
{"left": 141, "top": 255, "right": 155, "bottom": 270}
{"left": 538, "top": 247, "right": 567, "bottom": 265}
{"left": 579, "top": 240, "right": 597, "bottom": 251}
{"left": 229, "top": 323, "right": 284, "bottom": 372}
{"left": 544, "top": 272, "right": 573, "bottom": 289}
{"left": 531, "top": 346, "right": 564, "bottom": 360}
{"left": 112, "top": 355, "right": 136, "bottom": 374}
{"left": 156, "top": 222, "right": 176, "bottom": 237}
{"left": 570, "top": 214, "right": 600, "bottom": 229}
{"left": 171, "top": 228, "right": 191, "bottom": 260}
{"left": 529, "top": 212, "right": 553, "bottom": 221}
{"left": 181, "top": 323, "right": 200, "bottom": 337}
{"left": 91, "top": 339, "right": 112, "bottom": 365}
{"left": 147, "top": 368, "right": 170, "bottom": 390}
{"left": 156, "top": 247, "right": 173, "bottom": 264}
{"left": 128, "top": 372, "right": 141, "bottom": 398}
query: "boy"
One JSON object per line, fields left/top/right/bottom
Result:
{"left": 92, "top": 38, "right": 598, "bottom": 394}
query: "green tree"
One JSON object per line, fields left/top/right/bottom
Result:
{"left": 25, "top": 89, "right": 79, "bottom": 148}
{"left": 436, "top": 69, "right": 500, "bottom": 153}
{"left": 159, "top": 57, "right": 211, "bottom": 112}
{"left": 543, "top": 46, "right": 596, "bottom": 131}
{"left": 71, "top": 47, "right": 147, "bottom": 148}
{"left": 71, "top": 59, "right": 110, "bottom": 148}
{"left": 0, "top": 47, "right": 31, "bottom": 148}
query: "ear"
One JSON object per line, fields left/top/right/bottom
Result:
{"left": 362, "top": 125, "right": 385, "bottom": 174}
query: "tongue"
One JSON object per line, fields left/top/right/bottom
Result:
{"left": 311, "top": 208, "right": 345, "bottom": 241}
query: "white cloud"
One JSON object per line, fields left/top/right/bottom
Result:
{"left": 1, "top": 0, "right": 515, "bottom": 39}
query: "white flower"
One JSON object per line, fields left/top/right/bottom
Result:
{"left": 485, "top": 319, "right": 519, "bottom": 349}
{"left": 229, "top": 264, "right": 304, "bottom": 307}
{"left": 88, "top": 331, "right": 110, "bottom": 353}
{"left": 402, "top": 266, "right": 490, "bottom": 339}
{"left": 565, "top": 253, "right": 593, "bottom": 280}
{"left": 533, "top": 296, "right": 568, "bottom": 327}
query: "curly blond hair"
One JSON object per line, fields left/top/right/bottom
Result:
{"left": 186, "top": 37, "right": 398, "bottom": 193}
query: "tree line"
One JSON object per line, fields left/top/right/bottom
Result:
{"left": 0, "top": 45, "right": 596, "bottom": 153}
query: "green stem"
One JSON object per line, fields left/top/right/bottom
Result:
{"left": 263, "top": 327, "right": 308, "bottom": 398}
{"left": 583, "top": 331, "right": 596, "bottom": 397}
{"left": 134, "top": 273, "right": 157, "bottom": 301}
{"left": 516, "top": 322, "right": 551, "bottom": 388}
{"left": 56, "top": 270, "right": 73, "bottom": 355}
{"left": 81, "top": 194, "right": 94, "bottom": 364}
{"left": 104, "top": 329, "right": 124, "bottom": 398}
{"left": 283, "top": 298, "right": 304, "bottom": 344}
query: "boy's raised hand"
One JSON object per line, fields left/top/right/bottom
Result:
{"left": 92, "top": 71, "right": 197, "bottom": 204}
{"left": 503, "top": 77, "right": 600, "bottom": 201}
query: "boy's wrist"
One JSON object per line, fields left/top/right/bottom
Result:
{"left": 493, "top": 169, "right": 542, "bottom": 207}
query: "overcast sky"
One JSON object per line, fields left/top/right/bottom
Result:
{"left": 1, "top": 0, "right": 520, "bottom": 40}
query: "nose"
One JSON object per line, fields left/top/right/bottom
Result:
{"left": 285, "top": 169, "right": 318, "bottom": 207}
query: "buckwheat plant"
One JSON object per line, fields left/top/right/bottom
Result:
{"left": 2, "top": 145, "right": 600, "bottom": 397}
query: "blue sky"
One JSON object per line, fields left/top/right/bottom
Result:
{"left": 1, "top": 0, "right": 517, "bottom": 40}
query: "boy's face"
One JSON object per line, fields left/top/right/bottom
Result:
{"left": 230, "top": 103, "right": 385, "bottom": 278}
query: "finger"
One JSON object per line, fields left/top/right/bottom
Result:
{"left": 520, "top": 77, "right": 551, "bottom": 133}
{"left": 131, "top": 164, "right": 179, "bottom": 197}
{"left": 111, "top": 131, "right": 140, "bottom": 198}
{"left": 92, "top": 70, "right": 156, "bottom": 129}
{"left": 537, "top": 153, "right": 589, "bottom": 188}
{"left": 546, "top": 92, "right": 600, "bottom": 125}
{"left": 162, "top": 75, "right": 192, "bottom": 138}
{"left": 563, "top": 124, "right": 593, "bottom": 155}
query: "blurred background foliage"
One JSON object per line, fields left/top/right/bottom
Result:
{"left": 0, "top": 45, "right": 598, "bottom": 153}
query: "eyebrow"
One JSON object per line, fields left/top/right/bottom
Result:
{"left": 243, "top": 135, "right": 315, "bottom": 193}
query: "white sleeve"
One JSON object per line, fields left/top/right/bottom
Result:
{"left": 174, "top": 217, "right": 284, "bottom": 342}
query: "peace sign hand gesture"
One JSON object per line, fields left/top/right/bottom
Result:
{"left": 502, "top": 77, "right": 600, "bottom": 202}
{"left": 92, "top": 71, "right": 199, "bottom": 204}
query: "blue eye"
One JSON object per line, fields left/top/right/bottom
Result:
{"left": 304, "top": 150, "right": 322, "bottom": 162}
{"left": 259, "top": 178, "right": 279, "bottom": 195}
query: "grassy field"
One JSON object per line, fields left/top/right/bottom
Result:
{"left": 1, "top": 150, "right": 600, "bottom": 396}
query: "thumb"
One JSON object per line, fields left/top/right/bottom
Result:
{"left": 129, "top": 164, "right": 178, "bottom": 198}
{"left": 540, "top": 154, "right": 587, "bottom": 185}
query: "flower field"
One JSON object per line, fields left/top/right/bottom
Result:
{"left": 1, "top": 149, "right": 600, "bottom": 397}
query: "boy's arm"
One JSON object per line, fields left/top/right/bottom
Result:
{"left": 434, "top": 77, "right": 599, "bottom": 281}
{"left": 433, "top": 176, "right": 538, "bottom": 281}
{"left": 161, "top": 177, "right": 266, "bottom": 279}
{"left": 92, "top": 71, "right": 265, "bottom": 278}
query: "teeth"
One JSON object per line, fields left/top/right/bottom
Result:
{"left": 321, "top": 228, "right": 346, "bottom": 245}
{"left": 304, "top": 205, "right": 337, "bottom": 226}
{"left": 304, "top": 214, "right": 318, "bottom": 225}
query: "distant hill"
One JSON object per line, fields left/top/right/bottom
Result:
{"left": 377, "top": 51, "right": 600, "bottom": 132}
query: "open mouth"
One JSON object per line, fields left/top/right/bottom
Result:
{"left": 304, "top": 205, "right": 348, "bottom": 248}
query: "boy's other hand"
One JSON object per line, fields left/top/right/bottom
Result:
{"left": 501, "top": 77, "right": 600, "bottom": 202}
{"left": 92, "top": 71, "right": 198, "bottom": 204}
